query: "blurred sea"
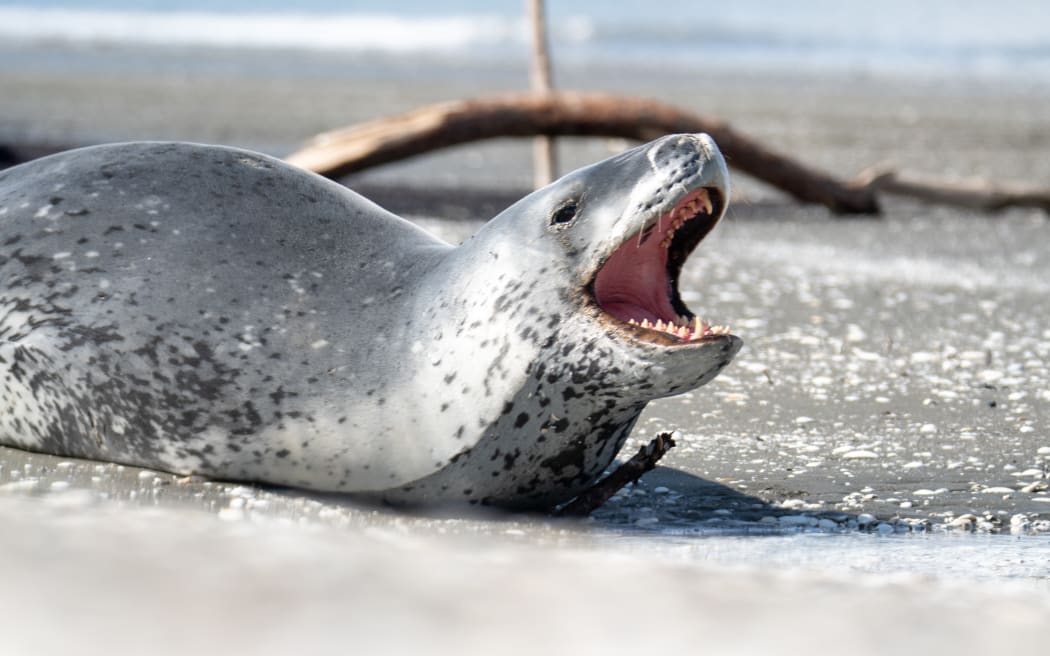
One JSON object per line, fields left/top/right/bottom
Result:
{"left": 1, "top": 0, "right": 1049, "bottom": 84}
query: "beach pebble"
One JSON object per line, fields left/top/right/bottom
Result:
{"left": 842, "top": 450, "right": 878, "bottom": 459}
{"left": 1037, "top": 446, "right": 1050, "bottom": 455}
{"left": 42, "top": 489, "right": 95, "bottom": 509}
{"left": 899, "top": 501, "right": 913, "bottom": 509}
{"left": 910, "top": 351, "right": 937, "bottom": 364}
{"left": 1009, "top": 514, "right": 1030, "bottom": 533}
{"left": 778, "top": 515, "right": 816, "bottom": 527}
{"left": 852, "top": 348, "right": 880, "bottom": 361}
{"left": 976, "top": 370, "right": 1002, "bottom": 384}
{"left": 818, "top": 518, "right": 839, "bottom": 531}
{"left": 981, "top": 487, "right": 1015, "bottom": 494}
{"left": 1, "top": 480, "right": 38, "bottom": 492}
{"left": 919, "top": 423, "right": 937, "bottom": 434}
{"left": 217, "top": 506, "right": 245, "bottom": 522}
{"left": 875, "top": 522, "right": 895, "bottom": 535}
{"left": 1011, "top": 469, "right": 1044, "bottom": 477}
{"left": 1020, "top": 481, "right": 1048, "bottom": 493}
{"left": 913, "top": 488, "right": 946, "bottom": 496}
{"left": 856, "top": 513, "right": 877, "bottom": 526}
{"left": 48, "top": 481, "right": 70, "bottom": 491}
{"left": 652, "top": 486, "right": 670, "bottom": 495}
{"left": 948, "top": 514, "right": 977, "bottom": 530}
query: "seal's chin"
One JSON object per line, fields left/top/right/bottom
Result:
{"left": 591, "top": 187, "right": 731, "bottom": 344}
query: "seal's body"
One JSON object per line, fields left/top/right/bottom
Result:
{"left": 0, "top": 137, "right": 739, "bottom": 508}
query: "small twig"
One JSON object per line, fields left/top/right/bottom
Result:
{"left": 554, "top": 432, "right": 677, "bottom": 517}
{"left": 527, "top": 0, "right": 557, "bottom": 187}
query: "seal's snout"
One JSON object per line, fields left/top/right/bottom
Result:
{"left": 646, "top": 133, "right": 729, "bottom": 197}
{"left": 686, "top": 132, "right": 719, "bottom": 157}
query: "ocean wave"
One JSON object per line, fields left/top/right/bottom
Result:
{"left": 0, "top": 6, "right": 542, "bottom": 53}
{"left": 1, "top": 3, "right": 1047, "bottom": 82}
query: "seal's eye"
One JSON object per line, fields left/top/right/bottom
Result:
{"left": 550, "top": 201, "right": 578, "bottom": 227}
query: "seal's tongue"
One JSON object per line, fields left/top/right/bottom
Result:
{"left": 593, "top": 188, "right": 728, "bottom": 342}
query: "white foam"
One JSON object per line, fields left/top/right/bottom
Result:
{"left": 0, "top": 7, "right": 527, "bottom": 53}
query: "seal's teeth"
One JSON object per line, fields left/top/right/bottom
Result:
{"left": 641, "top": 318, "right": 652, "bottom": 329}
{"left": 628, "top": 319, "right": 638, "bottom": 326}
{"left": 655, "top": 319, "right": 666, "bottom": 331}
{"left": 698, "top": 191, "right": 713, "bottom": 215}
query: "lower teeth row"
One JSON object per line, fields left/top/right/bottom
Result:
{"left": 626, "top": 316, "right": 730, "bottom": 339}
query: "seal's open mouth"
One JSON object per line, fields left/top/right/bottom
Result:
{"left": 592, "top": 187, "right": 729, "bottom": 343}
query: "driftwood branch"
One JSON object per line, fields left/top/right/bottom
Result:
{"left": 285, "top": 91, "right": 881, "bottom": 215}
{"left": 554, "top": 432, "right": 676, "bottom": 517}
{"left": 854, "top": 167, "right": 1050, "bottom": 215}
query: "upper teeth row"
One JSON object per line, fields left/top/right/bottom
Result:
{"left": 659, "top": 191, "right": 714, "bottom": 249}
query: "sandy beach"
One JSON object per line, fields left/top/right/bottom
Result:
{"left": 2, "top": 43, "right": 1050, "bottom": 654}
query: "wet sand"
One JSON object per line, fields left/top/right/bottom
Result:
{"left": 2, "top": 51, "right": 1050, "bottom": 653}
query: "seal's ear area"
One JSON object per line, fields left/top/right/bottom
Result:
{"left": 547, "top": 199, "right": 581, "bottom": 230}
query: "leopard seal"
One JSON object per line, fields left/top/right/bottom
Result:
{"left": 0, "top": 135, "right": 739, "bottom": 509}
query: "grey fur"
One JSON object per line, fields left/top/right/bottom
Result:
{"left": 0, "top": 136, "right": 739, "bottom": 508}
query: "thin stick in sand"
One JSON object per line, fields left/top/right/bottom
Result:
{"left": 528, "top": 0, "right": 557, "bottom": 188}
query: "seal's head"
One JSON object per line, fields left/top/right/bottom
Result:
{"left": 476, "top": 132, "right": 740, "bottom": 400}
{"left": 393, "top": 133, "right": 741, "bottom": 507}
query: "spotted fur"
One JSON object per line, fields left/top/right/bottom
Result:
{"left": 0, "top": 137, "right": 740, "bottom": 508}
